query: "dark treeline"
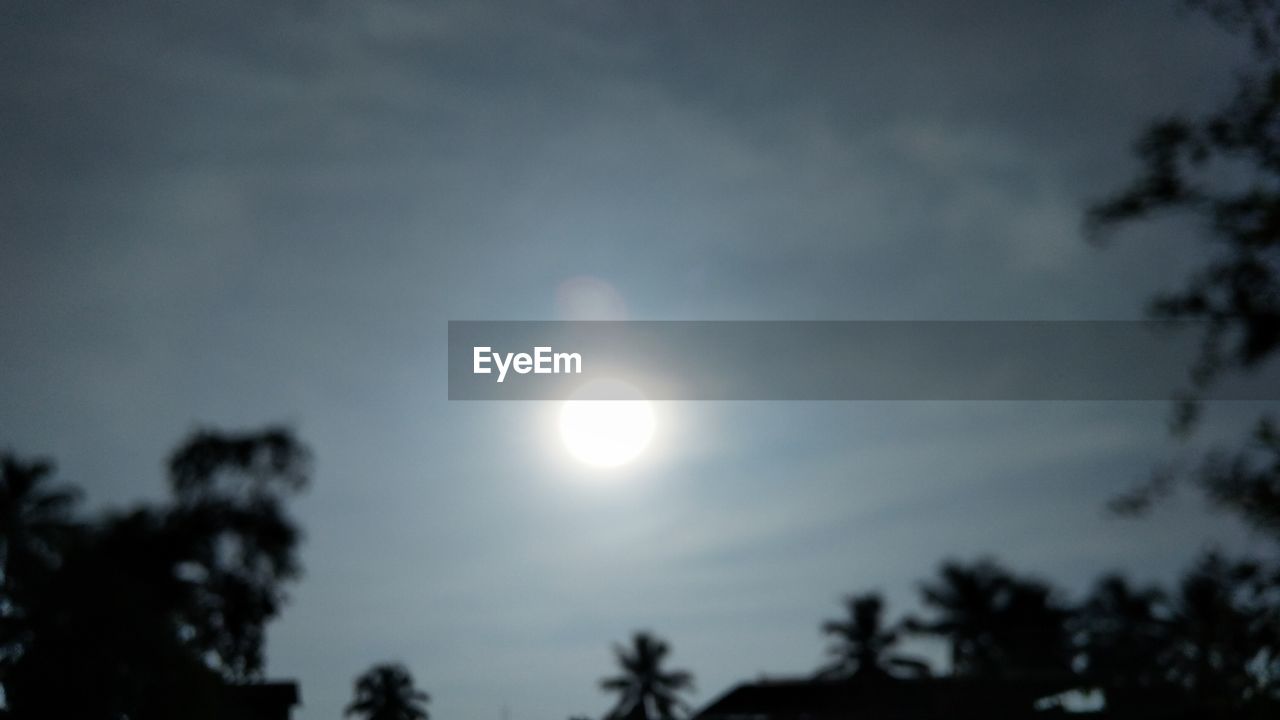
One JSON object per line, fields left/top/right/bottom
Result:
{"left": 813, "top": 553, "right": 1280, "bottom": 718}
{"left": 3, "top": 429, "right": 1279, "bottom": 719}
{"left": 589, "top": 552, "right": 1280, "bottom": 720}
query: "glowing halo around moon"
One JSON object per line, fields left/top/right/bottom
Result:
{"left": 558, "top": 380, "right": 655, "bottom": 468}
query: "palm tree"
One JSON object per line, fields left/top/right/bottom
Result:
{"left": 907, "top": 560, "right": 1011, "bottom": 676}
{"left": 0, "top": 454, "right": 80, "bottom": 592}
{"left": 819, "top": 593, "right": 929, "bottom": 679}
{"left": 600, "top": 631, "right": 694, "bottom": 720}
{"left": 345, "top": 663, "right": 430, "bottom": 720}
{"left": 908, "top": 559, "right": 1071, "bottom": 677}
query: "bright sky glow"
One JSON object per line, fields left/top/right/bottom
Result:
{"left": 559, "top": 396, "right": 655, "bottom": 467}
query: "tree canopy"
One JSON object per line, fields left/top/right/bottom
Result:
{"left": 0, "top": 426, "right": 309, "bottom": 720}
{"left": 600, "top": 631, "right": 695, "bottom": 720}
{"left": 346, "top": 663, "right": 431, "bottom": 720}
{"left": 1090, "top": 0, "right": 1280, "bottom": 538}
{"left": 818, "top": 593, "right": 929, "bottom": 680}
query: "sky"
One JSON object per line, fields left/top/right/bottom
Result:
{"left": 3, "top": 1, "right": 1279, "bottom": 719}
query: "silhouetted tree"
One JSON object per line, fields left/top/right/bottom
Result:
{"left": 1072, "top": 574, "right": 1173, "bottom": 706}
{"left": 8, "top": 507, "right": 228, "bottom": 719}
{"left": 164, "top": 426, "right": 309, "bottom": 679}
{"left": 1163, "top": 553, "right": 1279, "bottom": 712}
{"left": 907, "top": 560, "right": 1008, "bottom": 676}
{"left": 818, "top": 593, "right": 929, "bottom": 679}
{"left": 1090, "top": 0, "right": 1280, "bottom": 386}
{"left": 1069, "top": 554, "right": 1280, "bottom": 716}
{"left": 994, "top": 578, "right": 1074, "bottom": 676}
{"left": 0, "top": 454, "right": 79, "bottom": 590}
{"left": 1090, "top": 0, "right": 1280, "bottom": 539}
{"left": 0, "top": 454, "right": 81, "bottom": 697}
{"left": 908, "top": 560, "right": 1072, "bottom": 678}
{"left": 1197, "top": 418, "right": 1280, "bottom": 538}
{"left": 600, "top": 631, "right": 694, "bottom": 720}
{"left": 346, "top": 663, "right": 430, "bottom": 720}
{"left": 2, "top": 426, "right": 310, "bottom": 720}
{"left": 1088, "top": 9, "right": 1280, "bottom": 713}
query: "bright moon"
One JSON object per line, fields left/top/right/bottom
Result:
{"left": 559, "top": 389, "right": 655, "bottom": 468}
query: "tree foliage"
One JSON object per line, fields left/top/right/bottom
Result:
{"left": 1089, "top": 0, "right": 1280, "bottom": 378}
{"left": 1089, "top": 0, "right": 1280, "bottom": 537}
{"left": 600, "top": 631, "right": 695, "bottom": 720}
{"left": 835, "top": 554, "right": 1280, "bottom": 715}
{"left": 906, "top": 560, "right": 1072, "bottom": 678}
{"left": 1071, "top": 574, "right": 1171, "bottom": 703}
{"left": 0, "top": 426, "right": 309, "bottom": 720}
{"left": 345, "top": 663, "right": 430, "bottom": 720}
{"left": 818, "top": 593, "right": 929, "bottom": 679}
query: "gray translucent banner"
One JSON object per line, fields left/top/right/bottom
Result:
{"left": 447, "top": 321, "right": 1280, "bottom": 401}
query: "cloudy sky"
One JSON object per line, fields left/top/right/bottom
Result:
{"left": 3, "top": 1, "right": 1278, "bottom": 719}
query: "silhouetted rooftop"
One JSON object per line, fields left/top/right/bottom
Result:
{"left": 222, "top": 681, "right": 300, "bottom": 720}
{"left": 693, "top": 675, "right": 1078, "bottom": 720}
